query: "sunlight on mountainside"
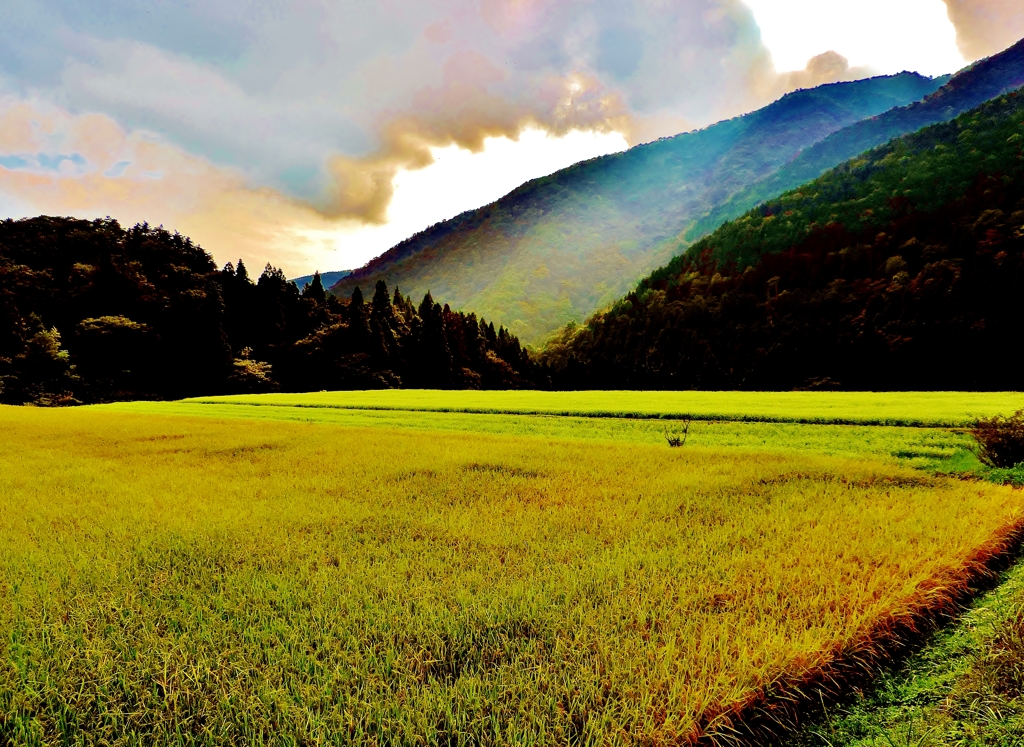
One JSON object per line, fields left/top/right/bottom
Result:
{"left": 291, "top": 128, "right": 628, "bottom": 272}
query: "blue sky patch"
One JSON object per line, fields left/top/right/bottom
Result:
{"left": 36, "top": 152, "right": 89, "bottom": 171}
{"left": 0, "top": 151, "right": 93, "bottom": 174}
{"left": 0, "top": 154, "right": 31, "bottom": 170}
{"left": 104, "top": 160, "right": 131, "bottom": 178}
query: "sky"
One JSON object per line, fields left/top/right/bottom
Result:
{"left": 1, "top": 0, "right": 1022, "bottom": 277}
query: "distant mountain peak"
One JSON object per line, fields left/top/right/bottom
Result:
{"left": 293, "top": 269, "right": 351, "bottom": 291}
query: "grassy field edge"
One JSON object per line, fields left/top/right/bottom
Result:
{"left": 181, "top": 400, "right": 990, "bottom": 429}
{"left": 785, "top": 545, "right": 1024, "bottom": 745}
{"left": 696, "top": 520, "right": 1024, "bottom": 744}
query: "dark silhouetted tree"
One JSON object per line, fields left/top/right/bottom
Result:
{"left": 302, "top": 271, "right": 327, "bottom": 303}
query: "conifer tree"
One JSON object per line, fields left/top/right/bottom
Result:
{"left": 349, "top": 286, "right": 369, "bottom": 347}
{"left": 371, "top": 279, "right": 394, "bottom": 323}
{"left": 412, "top": 292, "right": 453, "bottom": 388}
{"left": 303, "top": 271, "right": 327, "bottom": 303}
{"left": 366, "top": 280, "right": 398, "bottom": 362}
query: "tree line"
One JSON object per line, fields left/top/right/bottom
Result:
{"left": 0, "top": 217, "right": 537, "bottom": 405}
{"left": 7, "top": 91, "right": 1024, "bottom": 402}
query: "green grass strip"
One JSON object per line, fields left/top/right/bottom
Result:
{"left": 182, "top": 391, "right": 1024, "bottom": 428}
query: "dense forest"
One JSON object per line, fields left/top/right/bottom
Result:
{"left": 0, "top": 218, "right": 535, "bottom": 405}
{"left": 541, "top": 89, "right": 1024, "bottom": 391}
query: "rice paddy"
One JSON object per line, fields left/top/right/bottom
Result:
{"left": 2, "top": 393, "right": 1024, "bottom": 745}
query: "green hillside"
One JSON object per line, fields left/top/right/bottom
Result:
{"left": 688, "top": 37, "right": 1024, "bottom": 239}
{"left": 540, "top": 88, "right": 1024, "bottom": 391}
{"left": 333, "top": 73, "right": 943, "bottom": 343}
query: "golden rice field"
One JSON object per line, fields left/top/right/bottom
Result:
{"left": 1, "top": 395, "right": 1023, "bottom": 745}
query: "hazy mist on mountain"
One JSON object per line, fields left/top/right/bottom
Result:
{"left": 332, "top": 73, "right": 944, "bottom": 344}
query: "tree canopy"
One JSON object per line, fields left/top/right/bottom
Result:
{"left": 0, "top": 218, "right": 537, "bottom": 405}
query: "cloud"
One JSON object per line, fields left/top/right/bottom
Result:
{"left": 319, "top": 0, "right": 848, "bottom": 222}
{"left": 0, "top": 96, "right": 628, "bottom": 277}
{"left": 754, "top": 51, "right": 872, "bottom": 101}
{"left": 0, "top": 95, "right": 342, "bottom": 275}
{"left": 0, "top": 96, "right": 223, "bottom": 218}
{"left": 3, "top": 2, "right": 792, "bottom": 211}
{"left": 326, "top": 64, "right": 631, "bottom": 223}
{"left": 942, "top": 0, "right": 1024, "bottom": 60}
{"left": 1, "top": 0, "right": 909, "bottom": 267}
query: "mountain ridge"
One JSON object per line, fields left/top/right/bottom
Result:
{"left": 292, "top": 270, "right": 351, "bottom": 290}
{"left": 687, "top": 37, "right": 1024, "bottom": 240}
{"left": 539, "top": 86, "right": 1024, "bottom": 390}
{"left": 331, "top": 72, "right": 945, "bottom": 343}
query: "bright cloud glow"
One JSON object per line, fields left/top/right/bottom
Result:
{"left": 290, "top": 127, "right": 630, "bottom": 273}
{"left": 742, "top": 0, "right": 966, "bottom": 76}
{"left": 0, "top": 94, "right": 627, "bottom": 277}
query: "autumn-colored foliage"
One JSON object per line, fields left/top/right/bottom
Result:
{"left": 972, "top": 409, "right": 1024, "bottom": 468}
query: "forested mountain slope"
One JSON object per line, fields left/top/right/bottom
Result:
{"left": 0, "top": 219, "right": 536, "bottom": 405}
{"left": 540, "top": 89, "right": 1024, "bottom": 391}
{"left": 689, "top": 37, "right": 1024, "bottom": 238}
{"left": 333, "top": 73, "right": 944, "bottom": 343}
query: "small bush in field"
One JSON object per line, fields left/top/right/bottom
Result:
{"left": 971, "top": 409, "right": 1024, "bottom": 468}
{"left": 665, "top": 416, "right": 692, "bottom": 447}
